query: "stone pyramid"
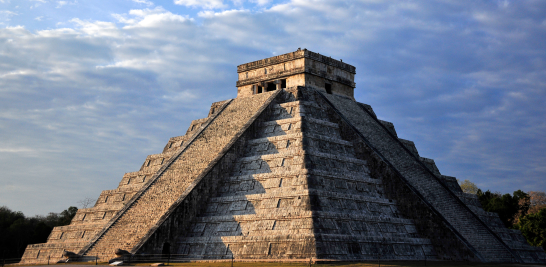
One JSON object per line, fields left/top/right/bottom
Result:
{"left": 21, "top": 49, "right": 546, "bottom": 264}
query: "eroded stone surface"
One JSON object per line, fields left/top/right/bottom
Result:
{"left": 20, "top": 50, "right": 545, "bottom": 264}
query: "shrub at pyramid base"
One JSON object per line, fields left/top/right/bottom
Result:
{"left": 21, "top": 49, "right": 546, "bottom": 264}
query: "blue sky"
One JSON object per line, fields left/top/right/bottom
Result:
{"left": 1, "top": 0, "right": 545, "bottom": 216}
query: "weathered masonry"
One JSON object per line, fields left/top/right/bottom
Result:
{"left": 236, "top": 48, "right": 355, "bottom": 99}
{"left": 21, "top": 49, "right": 546, "bottom": 264}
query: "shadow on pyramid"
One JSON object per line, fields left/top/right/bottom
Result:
{"left": 21, "top": 49, "right": 546, "bottom": 264}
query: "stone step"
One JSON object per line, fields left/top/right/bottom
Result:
{"left": 119, "top": 171, "right": 158, "bottom": 182}
{"left": 254, "top": 118, "right": 303, "bottom": 138}
{"left": 220, "top": 169, "right": 377, "bottom": 184}
{"left": 267, "top": 100, "right": 330, "bottom": 122}
{"left": 307, "top": 169, "right": 378, "bottom": 184}
{"left": 209, "top": 189, "right": 391, "bottom": 205}
{"left": 46, "top": 230, "right": 100, "bottom": 243}
{"left": 191, "top": 211, "right": 413, "bottom": 226}
{"left": 243, "top": 132, "right": 355, "bottom": 158}
{"left": 255, "top": 117, "right": 342, "bottom": 139}
{"left": 175, "top": 233, "right": 316, "bottom": 258}
{"left": 229, "top": 153, "right": 304, "bottom": 177}
{"left": 264, "top": 102, "right": 300, "bottom": 121}
{"left": 259, "top": 116, "right": 336, "bottom": 128}
{"left": 184, "top": 221, "right": 315, "bottom": 238}
{"left": 49, "top": 222, "right": 104, "bottom": 232}
{"left": 242, "top": 136, "right": 304, "bottom": 158}
{"left": 216, "top": 169, "right": 380, "bottom": 199}
{"left": 80, "top": 90, "right": 281, "bottom": 259}
{"left": 202, "top": 189, "right": 398, "bottom": 219}
{"left": 162, "top": 134, "right": 190, "bottom": 154}
{"left": 231, "top": 150, "right": 366, "bottom": 177}
{"left": 178, "top": 233, "right": 317, "bottom": 244}
{"left": 319, "top": 90, "right": 519, "bottom": 262}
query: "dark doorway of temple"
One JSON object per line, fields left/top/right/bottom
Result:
{"left": 325, "top": 83, "right": 332, "bottom": 94}
{"left": 267, "top": 82, "right": 276, "bottom": 92}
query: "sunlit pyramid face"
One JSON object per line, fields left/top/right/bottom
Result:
{"left": 20, "top": 50, "right": 545, "bottom": 265}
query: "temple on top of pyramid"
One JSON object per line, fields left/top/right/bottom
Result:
{"left": 21, "top": 49, "right": 545, "bottom": 265}
{"left": 236, "top": 48, "right": 355, "bottom": 99}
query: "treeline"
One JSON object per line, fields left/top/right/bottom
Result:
{"left": 0, "top": 206, "right": 77, "bottom": 260}
{"left": 459, "top": 180, "right": 546, "bottom": 250}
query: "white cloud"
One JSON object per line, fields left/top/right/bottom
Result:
{"left": 0, "top": 10, "right": 18, "bottom": 21}
{"left": 56, "top": 0, "right": 67, "bottom": 8}
{"left": 0, "top": 147, "right": 33, "bottom": 153}
{"left": 132, "top": 0, "right": 153, "bottom": 6}
{"left": 35, "top": 16, "right": 44, "bottom": 21}
{"left": 112, "top": 7, "right": 192, "bottom": 28}
{"left": 69, "top": 18, "right": 119, "bottom": 37}
{"left": 162, "top": 90, "right": 199, "bottom": 102}
{"left": 498, "top": 0, "right": 509, "bottom": 8}
{"left": 174, "top": 0, "right": 226, "bottom": 9}
{"left": 197, "top": 8, "right": 247, "bottom": 18}
{"left": 1, "top": 0, "right": 546, "bottom": 216}
{"left": 249, "top": 0, "right": 271, "bottom": 5}
{"left": 56, "top": 0, "right": 78, "bottom": 8}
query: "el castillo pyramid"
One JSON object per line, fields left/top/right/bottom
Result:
{"left": 21, "top": 49, "right": 546, "bottom": 264}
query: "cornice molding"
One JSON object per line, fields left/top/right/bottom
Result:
{"left": 237, "top": 49, "right": 356, "bottom": 74}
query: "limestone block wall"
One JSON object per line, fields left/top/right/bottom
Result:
{"left": 236, "top": 49, "right": 355, "bottom": 99}
{"left": 453, "top": 188, "right": 546, "bottom": 262}
{"left": 162, "top": 135, "right": 189, "bottom": 154}
{"left": 21, "top": 155, "right": 172, "bottom": 264}
{"left": 160, "top": 102, "right": 229, "bottom": 158}
{"left": 304, "top": 57, "right": 355, "bottom": 99}
{"left": 172, "top": 90, "right": 317, "bottom": 259}
{"left": 171, "top": 87, "right": 437, "bottom": 261}
{"left": 77, "top": 90, "right": 281, "bottom": 261}
{"left": 378, "top": 120, "right": 397, "bottom": 138}
{"left": 397, "top": 125, "right": 544, "bottom": 262}
{"left": 20, "top": 99, "right": 224, "bottom": 264}
{"left": 399, "top": 123, "right": 544, "bottom": 262}
{"left": 398, "top": 139, "right": 420, "bottom": 158}
{"left": 294, "top": 88, "right": 438, "bottom": 261}
{"left": 21, "top": 85, "right": 545, "bottom": 264}
{"left": 317, "top": 89, "right": 519, "bottom": 262}
{"left": 315, "top": 87, "right": 545, "bottom": 263}
{"left": 238, "top": 58, "right": 305, "bottom": 84}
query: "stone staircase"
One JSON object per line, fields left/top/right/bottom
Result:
{"left": 299, "top": 89, "right": 435, "bottom": 260}
{"left": 77, "top": 90, "right": 280, "bottom": 261}
{"left": 20, "top": 87, "right": 545, "bottom": 264}
{"left": 317, "top": 89, "right": 524, "bottom": 262}
{"left": 174, "top": 92, "right": 316, "bottom": 259}
{"left": 455, "top": 186, "right": 546, "bottom": 262}
{"left": 19, "top": 93, "right": 276, "bottom": 264}
{"left": 20, "top": 133, "right": 183, "bottom": 264}
{"left": 174, "top": 87, "right": 434, "bottom": 260}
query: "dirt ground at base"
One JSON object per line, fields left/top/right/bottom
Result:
{"left": 12, "top": 261, "right": 545, "bottom": 267}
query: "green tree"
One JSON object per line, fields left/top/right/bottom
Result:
{"left": 0, "top": 207, "right": 28, "bottom": 259}
{"left": 58, "top": 206, "right": 78, "bottom": 226}
{"left": 528, "top": 191, "right": 546, "bottom": 214}
{"left": 0, "top": 205, "right": 78, "bottom": 260}
{"left": 514, "top": 208, "right": 546, "bottom": 250}
{"left": 477, "top": 189, "right": 529, "bottom": 228}
{"left": 458, "top": 179, "right": 479, "bottom": 194}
